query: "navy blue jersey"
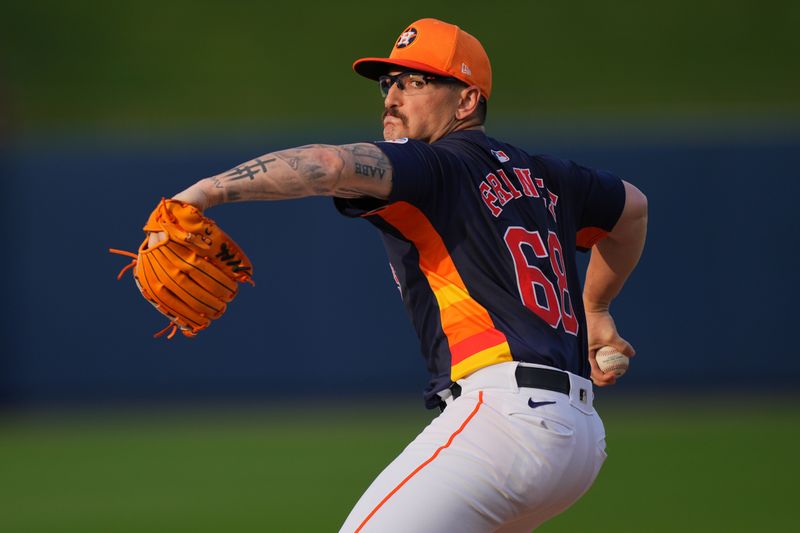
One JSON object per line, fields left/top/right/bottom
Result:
{"left": 335, "top": 130, "right": 624, "bottom": 408}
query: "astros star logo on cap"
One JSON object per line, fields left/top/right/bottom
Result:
{"left": 395, "top": 27, "right": 417, "bottom": 48}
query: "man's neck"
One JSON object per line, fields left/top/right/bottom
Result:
{"left": 429, "top": 121, "right": 485, "bottom": 143}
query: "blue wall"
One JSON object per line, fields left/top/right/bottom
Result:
{"left": 3, "top": 128, "right": 798, "bottom": 407}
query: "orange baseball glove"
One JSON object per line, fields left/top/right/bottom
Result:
{"left": 110, "top": 198, "right": 254, "bottom": 339}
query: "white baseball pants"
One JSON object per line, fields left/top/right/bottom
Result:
{"left": 339, "top": 362, "right": 607, "bottom": 533}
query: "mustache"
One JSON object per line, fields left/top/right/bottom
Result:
{"left": 382, "top": 108, "right": 407, "bottom": 124}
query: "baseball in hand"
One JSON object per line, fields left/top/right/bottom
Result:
{"left": 595, "top": 346, "right": 629, "bottom": 377}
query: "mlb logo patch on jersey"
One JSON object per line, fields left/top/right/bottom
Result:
{"left": 381, "top": 137, "right": 409, "bottom": 144}
{"left": 491, "top": 150, "right": 510, "bottom": 163}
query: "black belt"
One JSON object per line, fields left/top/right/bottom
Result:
{"left": 444, "top": 366, "right": 571, "bottom": 409}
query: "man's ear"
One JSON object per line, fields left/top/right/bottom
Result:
{"left": 455, "top": 86, "right": 482, "bottom": 120}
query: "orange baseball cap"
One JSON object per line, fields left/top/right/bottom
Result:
{"left": 353, "top": 18, "right": 493, "bottom": 100}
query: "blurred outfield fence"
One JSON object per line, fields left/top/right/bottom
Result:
{"left": 1, "top": 124, "right": 798, "bottom": 407}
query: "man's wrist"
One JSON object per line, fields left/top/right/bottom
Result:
{"left": 173, "top": 179, "right": 216, "bottom": 211}
{"left": 584, "top": 300, "right": 611, "bottom": 314}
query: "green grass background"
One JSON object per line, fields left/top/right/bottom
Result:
{"left": 2, "top": 0, "right": 798, "bottom": 131}
{"left": 1, "top": 397, "right": 797, "bottom": 532}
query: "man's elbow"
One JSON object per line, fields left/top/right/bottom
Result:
{"left": 607, "top": 181, "right": 647, "bottom": 244}
{"left": 623, "top": 180, "right": 648, "bottom": 222}
{"left": 292, "top": 145, "right": 345, "bottom": 196}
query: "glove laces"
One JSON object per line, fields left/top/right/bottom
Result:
{"left": 109, "top": 248, "right": 138, "bottom": 279}
{"left": 109, "top": 247, "right": 194, "bottom": 339}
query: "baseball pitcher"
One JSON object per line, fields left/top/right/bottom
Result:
{"left": 114, "top": 18, "right": 647, "bottom": 532}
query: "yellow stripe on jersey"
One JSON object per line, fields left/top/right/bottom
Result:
{"left": 451, "top": 341, "right": 513, "bottom": 381}
{"left": 375, "top": 201, "right": 511, "bottom": 381}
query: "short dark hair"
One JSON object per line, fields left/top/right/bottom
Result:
{"left": 476, "top": 97, "right": 487, "bottom": 124}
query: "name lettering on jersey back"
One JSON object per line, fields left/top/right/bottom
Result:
{"left": 479, "top": 167, "right": 559, "bottom": 220}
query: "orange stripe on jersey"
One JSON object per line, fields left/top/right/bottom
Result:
{"left": 353, "top": 391, "right": 485, "bottom": 533}
{"left": 576, "top": 226, "right": 609, "bottom": 249}
{"left": 450, "top": 329, "right": 508, "bottom": 364}
{"left": 451, "top": 330, "right": 511, "bottom": 382}
{"left": 376, "top": 202, "right": 512, "bottom": 381}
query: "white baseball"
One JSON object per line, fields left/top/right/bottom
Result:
{"left": 595, "top": 346, "right": 629, "bottom": 377}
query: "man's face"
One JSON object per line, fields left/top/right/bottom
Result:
{"left": 381, "top": 71, "right": 462, "bottom": 143}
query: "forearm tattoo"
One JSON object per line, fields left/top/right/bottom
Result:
{"left": 339, "top": 144, "right": 392, "bottom": 197}
{"left": 206, "top": 143, "right": 392, "bottom": 203}
{"left": 224, "top": 158, "right": 276, "bottom": 182}
{"left": 275, "top": 153, "right": 299, "bottom": 170}
{"left": 349, "top": 145, "right": 389, "bottom": 180}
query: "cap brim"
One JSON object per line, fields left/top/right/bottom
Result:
{"left": 353, "top": 57, "right": 454, "bottom": 81}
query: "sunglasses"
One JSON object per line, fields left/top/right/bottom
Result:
{"left": 378, "top": 72, "right": 462, "bottom": 98}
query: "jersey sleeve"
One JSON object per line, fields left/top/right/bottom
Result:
{"left": 334, "top": 138, "right": 454, "bottom": 218}
{"left": 541, "top": 156, "right": 626, "bottom": 251}
{"left": 377, "top": 138, "right": 453, "bottom": 206}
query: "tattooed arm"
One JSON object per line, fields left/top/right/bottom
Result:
{"left": 172, "top": 143, "right": 393, "bottom": 210}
